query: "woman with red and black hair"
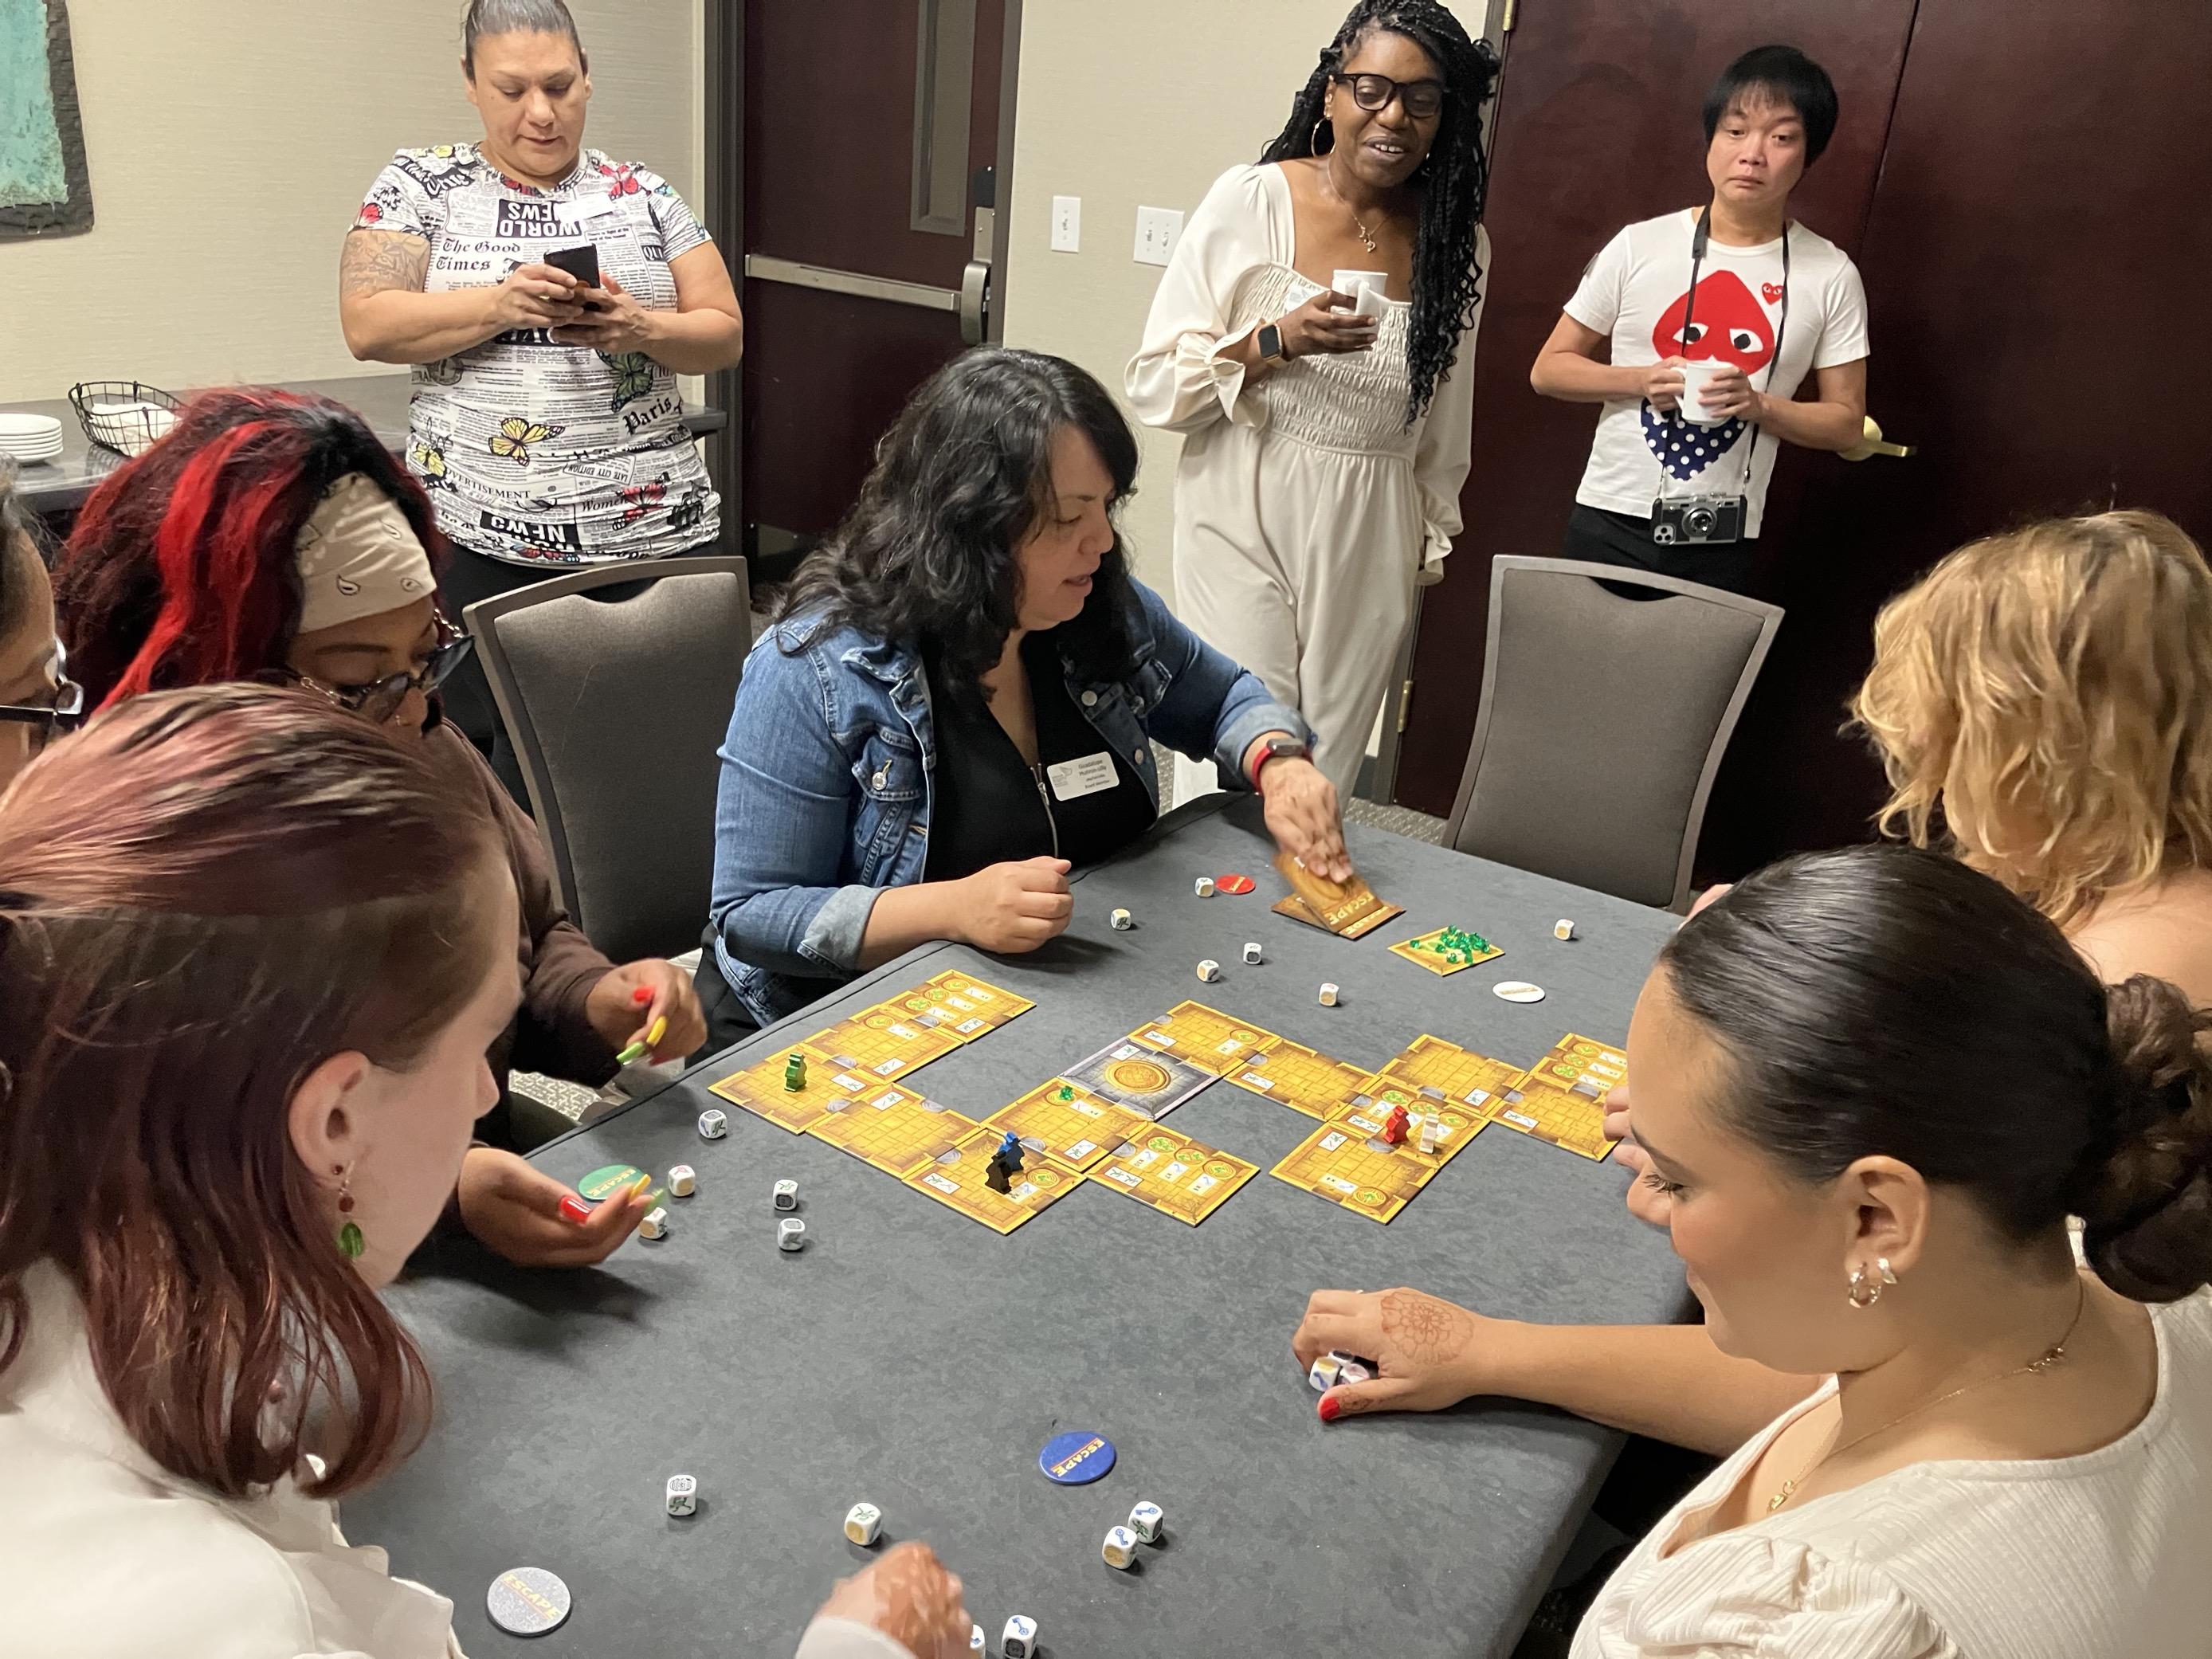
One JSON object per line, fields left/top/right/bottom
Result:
{"left": 0, "top": 684, "right": 972, "bottom": 1658}
{"left": 52, "top": 386, "right": 707, "bottom": 1269}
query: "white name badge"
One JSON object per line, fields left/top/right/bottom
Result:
{"left": 1046, "top": 751, "right": 1118, "bottom": 802}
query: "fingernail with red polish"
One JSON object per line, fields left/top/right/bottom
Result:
{"left": 1317, "top": 1394, "right": 1340, "bottom": 1422}
{"left": 559, "top": 1194, "right": 591, "bottom": 1225}
{"left": 632, "top": 986, "right": 653, "bottom": 1006}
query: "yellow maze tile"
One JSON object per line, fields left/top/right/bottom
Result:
{"left": 1088, "top": 1124, "right": 1258, "bottom": 1226}
{"left": 708, "top": 1041, "right": 878, "bottom": 1134}
{"left": 806, "top": 1084, "right": 979, "bottom": 1177}
{"left": 988, "top": 1081, "right": 1150, "bottom": 1172}
{"left": 1223, "top": 1038, "right": 1372, "bottom": 1119}
{"left": 1127, "top": 1000, "right": 1284, "bottom": 1077}
{"left": 903, "top": 1124, "right": 1084, "bottom": 1233}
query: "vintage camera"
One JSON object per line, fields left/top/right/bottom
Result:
{"left": 1649, "top": 493, "right": 1746, "bottom": 546}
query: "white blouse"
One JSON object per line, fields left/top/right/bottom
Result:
{"left": 0, "top": 1264, "right": 906, "bottom": 1659}
{"left": 1573, "top": 1290, "right": 2212, "bottom": 1657}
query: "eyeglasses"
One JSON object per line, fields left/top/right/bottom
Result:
{"left": 1332, "top": 72, "right": 1446, "bottom": 121}
{"left": 0, "top": 644, "right": 87, "bottom": 757}
{"left": 273, "top": 610, "right": 475, "bottom": 725}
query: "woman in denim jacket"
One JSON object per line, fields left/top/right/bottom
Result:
{"left": 696, "top": 349, "right": 1353, "bottom": 1043}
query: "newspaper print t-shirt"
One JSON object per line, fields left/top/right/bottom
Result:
{"left": 355, "top": 143, "right": 720, "bottom": 566}
{"left": 1562, "top": 209, "right": 1869, "bottom": 537}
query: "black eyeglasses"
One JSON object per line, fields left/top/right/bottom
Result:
{"left": 273, "top": 610, "right": 475, "bottom": 725}
{"left": 1332, "top": 72, "right": 1446, "bottom": 121}
{"left": 0, "top": 644, "right": 87, "bottom": 758}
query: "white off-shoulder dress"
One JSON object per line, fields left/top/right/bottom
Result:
{"left": 1573, "top": 1289, "right": 2212, "bottom": 1657}
{"left": 1127, "top": 162, "right": 1487, "bottom": 796}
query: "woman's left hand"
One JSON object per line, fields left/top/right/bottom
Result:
{"left": 1260, "top": 755, "right": 1352, "bottom": 883}
{"left": 549, "top": 273, "right": 658, "bottom": 355}
{"left": 586, "top": 959, "right": 708, "bottom": 1064}
{"left": 1696, "top": 363, "right": 1767, "bottom": 425}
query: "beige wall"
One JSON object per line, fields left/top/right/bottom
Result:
{"left": 1002, "top": 0, "right": 1491, "bottom": 594}
{"left": 1, "top": 0, "right": 700, "bottom": 404}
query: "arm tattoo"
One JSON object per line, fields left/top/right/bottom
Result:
{"left": 1380, "top": 1288, "right": 1476, "bottom": 1365}
{"left": 340, "top": 230, "right": 430, "bottom": 297}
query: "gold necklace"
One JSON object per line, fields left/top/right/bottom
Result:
{"left": 1767, "top": 1277, "right": 2088, "bottom": 1514}
{"left": 1321, "top": 159, "right": 1380, "bottom": 256}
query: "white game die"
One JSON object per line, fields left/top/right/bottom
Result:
{"left": 697, "top": 1108, "right": 728, "bottom": 1139}
{"left": 1110, "top": 907, "right": 1132, "bottom": 931}
{"left": 1331, "top": 1351, "right": 1373, "bottom": 1385}
{"left": 1308, "top": 1352, "right": 1343, "bottom": 1391}
{"left": 1101, "top": 1524, "right": 1139, "bottom": 1569}
{"left": 1195, "top": 959, "right": 1222, "bottom": 982}
{"left": 843, "top": 1501, "right": 882, "bottom": 1545}
{"left": 668, "top": 1163, "right": 696, "bottom": 1198}
{"left": 1242, "top": 941, "right": 1262, "bottom": 965}
{"left": 1318, "top": 982, "right": 1339, "bottom": 1006}
{"left": 968, "top": 1626, "right": 985, "bottom": 1653}
{"left": 639, "top": 1206, "right": 669, "bottom": 1241}
{"left": 1194, "top": 876, "right": 1216, "bottom": 898}
{"left": 772, "top": 1178, "right": 798, "bottom": 1211}
{"left": 1128, "top": 1500, "right": 1164, "bottom": 1543}
{"left": 1002, "top": 1616, "right": 1039, "bottom": 1659}
{"left": 778, "top": 1217, "right": 806, "bottom": 1252}
{"left": 665, "top": 1473, "right": 697, "bottom": 1516}
{"left": 1555, "top": 918, "right": 1576, "bottom": 940}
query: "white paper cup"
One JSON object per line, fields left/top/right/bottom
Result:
{"left": 1329, "top": 269, "right": 1387, "bottom": 310}
{"left": 1673, "top": 359, "right": 1737, "bottom": 426}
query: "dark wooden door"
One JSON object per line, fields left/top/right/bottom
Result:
{"left": 1394, "top": 1, "right": 1918, "bottom": 814}
{"left": 1698, "top": 0, "right": 2212, "bottom": 870}
{"left": 736, "top": 0, "right": 1008, "bottom": 577}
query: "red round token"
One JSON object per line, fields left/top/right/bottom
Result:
{"left": 1216, "top": 873, "right": 1257, "bottom": 895}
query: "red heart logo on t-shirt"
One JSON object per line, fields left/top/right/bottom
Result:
{"left": 1762, "top": 281, "right": 1784, "bottom": 304}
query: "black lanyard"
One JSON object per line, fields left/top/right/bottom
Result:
{"left": 1676, "top": 205, "right": 1791, "bottom": 498}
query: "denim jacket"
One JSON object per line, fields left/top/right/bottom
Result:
{"left": 708, "top": 577, "right": 1308, "bottom": 1028}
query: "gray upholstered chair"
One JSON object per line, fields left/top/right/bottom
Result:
{"left": 1442, "top": 555, "right": 1781, "bottom": 912}
{"left": 463, "top": 555, "right": 752, "bottom": 963}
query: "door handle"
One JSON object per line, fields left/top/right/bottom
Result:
{"left": 959, "top": 203, "right": 994, "bottom": 346}
{"left": 742, "top": 254, "right": 959, "bottom": 315}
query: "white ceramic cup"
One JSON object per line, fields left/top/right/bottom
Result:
{"left": 1673, "top": 358, "right": 1740, "bottom": 426}
{"left": 1329, "top": 269, "right": 1388, "bottom": 310}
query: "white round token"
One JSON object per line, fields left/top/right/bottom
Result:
{"left": 487, "top": 1566, "right": 571, "bottom": 1635}
{"left": 1492, "top": 980, "right": 1547, "bottom": 1003}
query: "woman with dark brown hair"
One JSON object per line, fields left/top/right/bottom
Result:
{"left": 0, "top": 685, "right": 971, "bottom": 1658}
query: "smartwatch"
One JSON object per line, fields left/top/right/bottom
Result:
{"left": 1248, "top": 731, "right": 1309, "bottom": 790}
{"left": 1257, "top": 321, "right": 1288, "bottom": 364}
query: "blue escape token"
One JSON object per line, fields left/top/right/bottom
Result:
{"left": 1037, "top": 1428, "right": 1116, "bottom": 1484}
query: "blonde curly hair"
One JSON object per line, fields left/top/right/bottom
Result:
{"left": 1850, "top": 510, "right": 2212, "bottom": 927}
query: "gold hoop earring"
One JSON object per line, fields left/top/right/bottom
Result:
{"left": 1847, "top": 1265, "right": 1881, "bottom": 1309}
{"left": 1877, "top": 1257, "right": 1899, "bottom": 1286}
{"left": 335, "top": 1163, "right": 364, "bottom": 1261}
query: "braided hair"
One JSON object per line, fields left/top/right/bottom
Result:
{"left": 1261, "top": 0, "right": 1499, "bottom": 426}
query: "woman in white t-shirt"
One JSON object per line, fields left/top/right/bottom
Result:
{"left": 1127, "top": 0, "right": 1497, "bottom": 797}
{"left": 1531, "top": 45, "right": 1869, "bottom": 594}
{"left": 0, "top": 685, "right": 971, "bottom": 1659}
{"left": 1295, "top": 843, "right": 2212, "bottom": 1657}
{"left": 339, "top": 0, "right": 743, "bottom": 794}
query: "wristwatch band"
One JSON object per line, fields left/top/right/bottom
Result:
{"left": 1257, "top": 322, "right": 1287, "bottom": 363}
{"left": 1249, "top": 732, "right": 1308, "bottom": 790}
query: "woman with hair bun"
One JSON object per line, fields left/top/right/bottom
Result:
{"left": 1295, "top": 843, "right": 2211, "bottom": 1655}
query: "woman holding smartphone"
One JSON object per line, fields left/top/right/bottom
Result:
{"left": 337, "top": 0, "right": 744, "bottom": 794}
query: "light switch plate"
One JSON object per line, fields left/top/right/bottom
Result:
{"left": 1051, "top": 195, "right": 1081, "bottom": 253}
{"left": 1133, "top": 205, "right": 1184, "bottom": 266}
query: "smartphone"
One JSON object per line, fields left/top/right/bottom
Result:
{"left": 543, "top": 243, "right": 600, "bottom": 287}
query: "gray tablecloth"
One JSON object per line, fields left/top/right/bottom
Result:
{"left": 351, "top": 795, "right": 1691, "bottom": 1658}
{"left": 4, "top": 373, "right": 725, "bottom": 519}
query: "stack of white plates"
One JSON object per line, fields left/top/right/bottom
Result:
{"left": 0, "top": 413, "right": 64, "bottom": 466}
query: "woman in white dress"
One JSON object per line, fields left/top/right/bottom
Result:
{"left": 1294, "top": 844, "right": 2212, "bottom": 1657}
{"left": 1127, "top": 0, "right": 1497, "bottom": 797}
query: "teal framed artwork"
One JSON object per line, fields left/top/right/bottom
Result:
{"left": 1, "top": 0, "right": 92, "bottom": 238}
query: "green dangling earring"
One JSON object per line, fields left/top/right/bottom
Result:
{"left": 335, "top": 1163, "right": 365, "bottom": 1261}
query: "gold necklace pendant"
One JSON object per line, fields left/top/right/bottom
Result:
{"left": 1766, "top": 1478, "right": 1797, "bottom": 1513}
{"left": 1354, "top": 214, "right": 1378, "bottom": 256}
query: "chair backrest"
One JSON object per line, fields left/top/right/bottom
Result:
{"left": 1444, "top": 555, "right": 1782, "bottom": 911}
{"left": 465, "top": 555, "right": 751, "bottom": 963}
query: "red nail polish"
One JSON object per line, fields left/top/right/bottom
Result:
{"left": 632, "top": 986, "right": 653, "bottom": 1005}
{"left": 559, "top": 1194, "right": 591, "bottom": 1225}
{"left": 1317, "top": 1394, "right": 1340, "bottom": 1422}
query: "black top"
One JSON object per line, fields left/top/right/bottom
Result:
{"left": 923, "top": 630, "right": 1157, "bottom": 881}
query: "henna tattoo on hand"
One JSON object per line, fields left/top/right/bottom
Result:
{"left": 340, "top": 229, "right": 430, "bottom": 297}
{"left": 1380, "top": 1288, "right": 1476, "bottom": 1365}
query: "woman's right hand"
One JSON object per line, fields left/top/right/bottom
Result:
{"left": 1273, "top": 290, "right": 1381, "bottom": 360}
{"left": 952, "top": 857, "right": 1073, "bottom": 954}
{"left": 810, "top": 1542, "right": 971, "bottom": 1659}
{"left": 488, "top": 262, "right": 588, "bottom": 331}
{"left": 1639, "top": 355, "right": 1690, "bottom": 411}
{"left": 1292, "top": 1287, "right": 1503, "bottom": 1418}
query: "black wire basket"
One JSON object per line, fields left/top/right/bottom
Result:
{"left": 67, "top": 380, "right": 182, "bottom": 458}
